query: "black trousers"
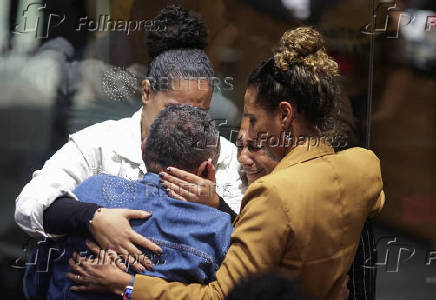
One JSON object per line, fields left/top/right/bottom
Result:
{"left": 348, "top": 220, "right": 377, "bottom": 300}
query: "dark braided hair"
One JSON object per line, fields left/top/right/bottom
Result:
{"left": 146, "top": 5, "right": 214, "bottom": 92}
{"left": 146, "top": 4, "right": 208, "bottom": 60}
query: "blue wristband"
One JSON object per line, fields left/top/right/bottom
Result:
{"left": 122, "top": 275, "right": 135, "bottom": 300}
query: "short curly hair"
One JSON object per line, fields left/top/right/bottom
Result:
{"left": 144, "top": 104, "right": 220, "bottom": 173}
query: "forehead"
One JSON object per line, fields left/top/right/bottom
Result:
{"left": 238, "top": 117, "right": 249, "bottom": 137}
{"left": 243, "top": 86, "right": 258, "bottom": 113}
{"left": 162, "top": 78, "right": 212, "bottom": 109}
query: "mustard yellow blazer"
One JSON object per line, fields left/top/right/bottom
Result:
{"left": 132, "top": 142, "right": 385, "bottom": 300}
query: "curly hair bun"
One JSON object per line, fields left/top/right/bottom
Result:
{"left": 273, "top": 27, "right": 338, "bottom": 76}
{"left": 147, "top": 5, "right": 208, "bottom": 60}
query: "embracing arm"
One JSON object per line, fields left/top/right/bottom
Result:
{"left": 218, "top": 196, "right": 237, "bottom": 222}
{"left": 131, "top": 181, "right": 291, "bottom": 300}
{"left": 43, "top": 196, "right": 100, "bottom": 235}
{"left": 15, "top": 139, "right": 96, "bottom": 237}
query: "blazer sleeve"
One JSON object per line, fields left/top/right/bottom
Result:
{"left": 369, "top": 190, "right": 386, "bottom": 218}
{"left": 131, "top": 181, "right": 291, "bottom": 300}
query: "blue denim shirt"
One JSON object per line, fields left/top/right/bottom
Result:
{"left": 23, "top": 173, "right": 233, "bottom": 300}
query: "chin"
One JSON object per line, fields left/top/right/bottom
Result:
{"left": 246, "top": 172, "right": 263, "bottom": 185}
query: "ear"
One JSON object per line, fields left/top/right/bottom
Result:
{"left": 278, "top": 101, "right": 294, "bottom": 129}
{"left": 142, "top": 79, "right": 152, "bottom": 105}
{"left": 196, "top": 160, "right": 209, "bottom": 178}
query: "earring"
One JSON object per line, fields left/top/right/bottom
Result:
{"left": 283, "top": 128, "right": 292, "bottom": 147}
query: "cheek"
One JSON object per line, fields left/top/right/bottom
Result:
{"left": 259, "top": 155, "right": 278, "bottom": 175}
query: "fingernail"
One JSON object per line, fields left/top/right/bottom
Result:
{"left": 166, "top": 167, "right": 172, "bottom": 171}
{"left": 159, "top": 172, "right": 164, "bottom": 177}
{"left": 148, "top": 263, "right": 156, "bottom": 271}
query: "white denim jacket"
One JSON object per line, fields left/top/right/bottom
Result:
{"left": 15, "top": 109, "right": 245, "bottom": 237}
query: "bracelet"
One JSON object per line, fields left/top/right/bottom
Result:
{"left": 88, "top": 207, "right": 102, "bottom": 227}
{"left": 122, "top": 285, "right": 133, "bottom": 300}
{"left": 122, "top": 275, "right": 135, "bottom": 300}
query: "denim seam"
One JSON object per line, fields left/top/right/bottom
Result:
{"left": 148, "top": 237, "right": 219, "bottom": 269}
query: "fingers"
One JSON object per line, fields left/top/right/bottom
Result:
{"left": 160, "top": 171, "right": 192, "bottom": 189}
{"left": 68, "top": 256, "right": 88, "bottom": 280}
{"left": 85, "top": 243, "right": 128, "bottom": 271}
{"left": 130, "top": 231, "right": 162, "bottom": 254}
{"left": 85, "top": 240, "right": 102, "bottom": 256}
{"left": 327, "top": 274, "right": 350, "bottom": 300}
{"left": 136, "top": 254, "right": 156, "bottom": 271}
{"left": 123, "top": 209, "right": 152, "bottom": 220}
{"left": 163, "top": 181, "right": 196, "bottom": 202}
{"left": 343, "top": 275, "right": 350, "bottom": 286}
{"left": 343, "top": 275, "right": 350, "bottom": 298}
{"left": 123, "top": 244, "right": 146, "bottom": 272}
{"left": 207, "top": 159, "right": 216, "bottom": 182}
{"left": 164, "top": 167, "right": 199, "bottom": 183}
{"left": 70, "top": 284, "right": 91, "bottom": 292}
{"left": 196, "top": 160, "right": 209, "bottom": 178}
{"left": 166, "top": 187, "right": 188, "bottom": 202}
{"left": 67, "top": 271, "right": 88, "bottom": 285}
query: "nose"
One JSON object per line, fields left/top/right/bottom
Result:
{"left": 238, "top": 147, "right": 254, "bottom": 167}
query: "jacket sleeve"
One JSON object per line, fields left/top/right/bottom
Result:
{"left": 43, "top": 196, "right": 100, "bottom": 235}
{"left": 369, "top": 190, "right": 385, "bottom": 218}
{"left": 15, "top": 138, "right": 97, "bottom": 237}
{"left": 131, "top": 181, "right": 291, "bottom": 300}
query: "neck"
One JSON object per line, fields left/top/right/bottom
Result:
{"left": 140, "top": 106, "right": 150, "bottom": 140}
{"left": 283, "top": 123, "right": 320, "bottom": 157}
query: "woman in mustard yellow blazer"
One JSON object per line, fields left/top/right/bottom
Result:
{"left": 67, "top": 27, "right": 385, "bottom": 300}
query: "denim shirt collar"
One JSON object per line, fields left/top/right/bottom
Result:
{"left": 140, "top": 172, "right": 164, "bottom": 189}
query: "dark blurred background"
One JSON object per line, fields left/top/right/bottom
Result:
{"left": 0, "top": 0, "right": 435, "bottom": 299}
